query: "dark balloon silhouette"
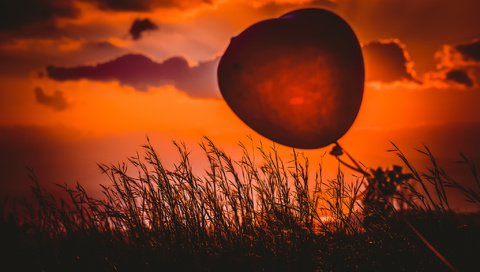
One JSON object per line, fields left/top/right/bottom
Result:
{"left": 218, "top": 8, "right": 364, "bottom": 149}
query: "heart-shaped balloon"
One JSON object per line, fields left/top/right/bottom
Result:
{"left": 217, "top": 8, "right": 364, "bottom": 149}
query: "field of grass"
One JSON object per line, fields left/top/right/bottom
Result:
{"left": 1, "top": 137, "right": 479, "bottom": 271}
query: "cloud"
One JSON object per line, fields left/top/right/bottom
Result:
{"left": 362, "top": 39, "right": 418, "bottom": 83}
{"left": 46, "top": 54, "right": 220, "bottom": 98}
{"left": 435, "top": 39, "right": 480, "bottom": 69}
{"left": 34, "top": 87, "right": 69, "bottom": 111}
{"left": 0, "top": 0, "right": 214, "bottom": 38}
{"left": 455, "top": 39, "right": 480, "bottom": 62}
{"left": 88, "top": 0, "right": 214, "bottom": 11}
{"left": 429, "top": 39, "right": 480, "bottom": 88}
{"left": 445, "top": 70, "right": 474, "bottom": 88}
{"left": 130, "top": 18, "right": 158, "bottom": 40}
{"left": 88, "top": 0, "right": 153, "bottom": 11}
{"left": 0, "top": 0, "right": 79, "bottom": 32}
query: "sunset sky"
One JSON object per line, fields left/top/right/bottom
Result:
{"left": 1, "top": 0, "right": 480, "bottom": 208}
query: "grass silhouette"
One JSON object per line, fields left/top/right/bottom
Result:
{"left": 1, "top": 137, "right": 479, "bottom": 271}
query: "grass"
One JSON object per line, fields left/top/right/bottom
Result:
{"left": 1, "top": 137, "right": 479, "bottom": 271}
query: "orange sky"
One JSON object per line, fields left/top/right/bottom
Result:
{"left": 1, "top": 0, "right": 480, "bottom": 210}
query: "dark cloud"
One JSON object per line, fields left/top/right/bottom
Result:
{"left": 175, "top": 59, "right": 218, "bottom": 97}
{"left": 46, "top": 54, "right": 220, "bottom": 98}
{"left": 34, "top": 87, "right": 69, "bottom": 111}
{"left": 446, "top": 70, "right": 474, "bottom": 87}
{"left": 0, "top": 0, "right": 214, "bottom": 38}
{"left": 455, "top": 39, "right": 480, "bottom": 62}
{"left": 362, "top": 39, "right": 417, "bottom": 83}
{"left": 88, "top": 0, "right": 214, "bottom": 11}
{"left": 0, "top": 0, "right": 79, "bottom": 32}
{"left": 437, "top": 39, "right": 480, "bottom": 68}
{"left": 88, "top": 0, "right": 154, "bottom": 11}
{"left": 433, "top": 39, "right": 480, "bottom": 88}
{"left": 130, "top": 18, "right": 158, "bottom": 40}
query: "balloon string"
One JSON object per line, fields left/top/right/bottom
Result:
{"left": 333, "top": 141, "right": 369, "bottom": 176}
